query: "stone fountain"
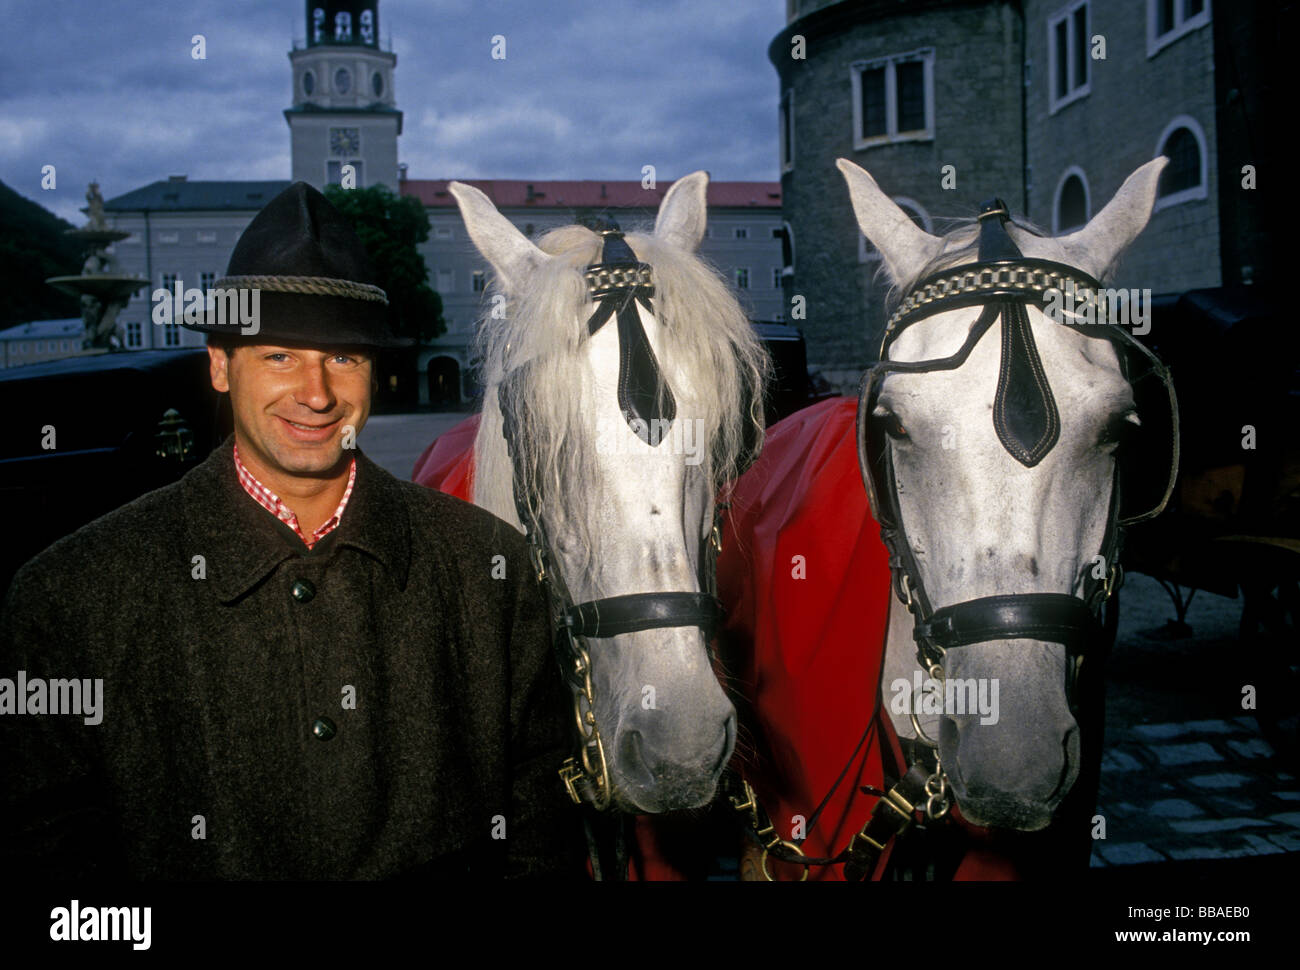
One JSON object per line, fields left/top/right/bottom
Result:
{"left": 46, "top": 182, "right": 148, "bottom": 352}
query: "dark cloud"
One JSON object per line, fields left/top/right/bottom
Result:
{"left": 0, "top": 0, "right": 783, "bottom": 223}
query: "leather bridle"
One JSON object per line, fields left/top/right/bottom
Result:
{"left": 496, "top": 218, "right": 751, "bottom": 819}
{"left": 730, "top": 198, "right": 1178, "bottom": 880}
{"left": 858, "top": 199, "right": 1177, "bottom": 700}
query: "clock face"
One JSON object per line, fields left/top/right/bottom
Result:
{"left": 334, "top": 67, "right": 351, "bottom": 94}
{"left": 330, "top": 127, "right": 360, "bottom": 156}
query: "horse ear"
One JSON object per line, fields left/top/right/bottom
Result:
{"left": 655, "top": 171, "right": 709, "bottom": 252}
{"left": 448, "top": 181, "right": 547, "bottom": 292}
{"left": 1056, "top": 156, "right": 1168, "bottom": 280}
{"left": 836, "top": 158, "right": 940, "bottom": 287}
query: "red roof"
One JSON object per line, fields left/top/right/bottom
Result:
{"left": 401, "top": 178, "right": 781, "bottom": 209}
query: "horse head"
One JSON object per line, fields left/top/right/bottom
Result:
{"left": 450, "top": 173, "right": 768, "bottom": 813}
{"left": 840, "top": 156, "right": 1175, "bottom": 831}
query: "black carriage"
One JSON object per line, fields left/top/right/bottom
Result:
{"left": 1122, "top": 286, "right": 1298, "bottom": 762}
{"left": 0, "top": 348, "right": 222, "bottom": 595}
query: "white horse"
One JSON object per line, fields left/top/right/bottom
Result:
{"left": 449, "top": 173, "right": 769, "bottom": 814}
{"left": 843, "top": 155, "right": 1170, "bottom": 833}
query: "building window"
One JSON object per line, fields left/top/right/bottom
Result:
{"left": 161, "top": 273, "right": 178, "bottom": 290}
{"left": 1053, "top": 167, "right": 1090, "bottom": 233}
{"left": 1147, "top": 0, "right": 1210, "bottom": 57}
{"left": 1048, "top": 1, "right": 1091, "bottom": 114}
{"left": 779, "top": 89, "right": 794, "bottom": 172}
{"left": 163, "top": 325, "right": 180, "bottom": 348}
{"left": 334, "top": 12, "right": 352, "bottom": 43}
{"left": 35, "top": 341, "right": 44, "bottom": 353}
{"left": 437, "top": 269, "right": 454, "bottom": 293}
{"left": 435, "top": 225, "right": 453, "bottom": 239}
{"left": 472, "top": 271, "right": 486, "bottom": 293}
{"left": 126, "top": 322, "right": 142, "bottom": 348}
{"left": 735, "top": 268, "right": 749, "bottom": 289}
{"left": 772, "top": 267, "right": 783, "bottom": 289}
{"left": 734, "top": 227, "right": 748, "bottom": 240}
{"left": 777, "top": 222, "right": 794, "bottom": 275}
{"left": 1154, "top": 116, "right": 1208, "bottom": 210}
{"left": 861, "top": 198, "right": 932, "bottom": 262}
{"left": 851, "top": 49, "right": 935, "bottom": 149}
{"left": 200, "top": 272, "right": 216, "bottom": 291}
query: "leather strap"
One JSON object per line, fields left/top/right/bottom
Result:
{"left": 842, "top": 762, "right": 930, "bottom": 881}
{"left": 914, "top": 593, "right": 1103, "bottom": 654}
{"left": 564, "top": 591, "right": 723, "bottom": 639}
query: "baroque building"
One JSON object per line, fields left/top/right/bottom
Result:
{"left": 98, "top": 0, "right": 783, "bottom": 406}
{"left": 773, "top": 0, "right": 1272, "bottom": 393}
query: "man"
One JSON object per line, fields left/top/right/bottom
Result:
{"left": 0, "top": 182, "right": 585, "bottom": 879}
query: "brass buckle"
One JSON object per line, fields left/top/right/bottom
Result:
{"left": 760, "top": 840, "right": 809, "bottom": 882}
{"left": 558, "top": 759, "right": 585, "bottom": 805}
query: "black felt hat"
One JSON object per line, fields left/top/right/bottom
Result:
{"left": 183, "top": 181, "right": 411, "bottom": 348}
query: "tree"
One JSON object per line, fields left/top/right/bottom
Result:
{"left": 0, "top": 180, "right": 84, "bottom": 330}
{"left": 323, "top": 183, "right": 444, "bottom": 343}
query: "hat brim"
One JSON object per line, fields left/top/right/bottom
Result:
{"left": 182, "top": 291, "right": 415, "bottom": 349}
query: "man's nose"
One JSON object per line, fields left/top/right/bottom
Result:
{"left": 296, "top": 362, "right": 336, "bottom": 411}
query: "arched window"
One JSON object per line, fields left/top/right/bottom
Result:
{"left": 1053, "top": 168, "right": 1090, "bottom": 233}
{"left": 335, "top": 11, "right": 352, "bottom": 42}
{"left": 360, "top": 10, "right": 375, "bottom": 44}
{"left": 1160, "top": 128, "right": 1199, "bottom": 195}
{"left": 1154, "top": 116, "right": 1207, "bottom": 210}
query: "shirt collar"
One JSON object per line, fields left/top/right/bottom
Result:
{"left": 232, "top": 442, "right": 356, "bottom": 549}
{"left": 182, "top": 436, "right": 411, "bottom": 603}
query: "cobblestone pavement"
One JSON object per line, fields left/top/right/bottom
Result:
{"left": 1092, "top": 571, "right": 1299, "bottom": 868}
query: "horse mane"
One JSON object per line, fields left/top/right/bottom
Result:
{"left": 471, "top": 222, "right": 770, "bottom": 590}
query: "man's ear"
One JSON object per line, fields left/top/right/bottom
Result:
{"left": 207, "top": 345, "right": 231, "bottom": 393}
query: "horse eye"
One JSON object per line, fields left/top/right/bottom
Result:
{"left": 1099, "top": 410, "right": 1141, "bottom": 447}
{"left": 872, "top": 407, "right": 909, "bottom": 441}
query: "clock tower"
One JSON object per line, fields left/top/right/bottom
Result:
{"left": 286, "top": 1, "right": 401, "bottom": 190}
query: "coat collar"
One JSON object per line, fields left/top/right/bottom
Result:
{"left": 183, "top": 435, "right": 412, "bottom": 603}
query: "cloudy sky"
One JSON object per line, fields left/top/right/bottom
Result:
{"left": 0, "top": 0, "right": 786, "bottom": 224}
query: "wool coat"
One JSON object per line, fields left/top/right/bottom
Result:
{"left": 0, "top": 437, "right": 586, "bottom": 879}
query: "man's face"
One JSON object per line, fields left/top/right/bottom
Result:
{"left": 208, "top": 343, "right": 373, "bottom": 482}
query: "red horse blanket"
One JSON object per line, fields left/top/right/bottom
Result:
{"left": 412, "top": 399, "right": 1020, "bottom": 879}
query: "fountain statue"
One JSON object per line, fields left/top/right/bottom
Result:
{"left": 46, "top": 182, "right": 149, "bottom": 352}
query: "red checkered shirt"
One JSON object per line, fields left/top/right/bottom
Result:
{"left": 233, "top": 443, "right": 357, "bottom": 549}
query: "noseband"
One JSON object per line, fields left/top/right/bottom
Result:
{"left": 497, "top": 218, "right": 734, "bottom": 811}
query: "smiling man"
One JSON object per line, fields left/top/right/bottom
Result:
{"left": 0, "top": 183, "right": 584, "bottom": 879}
